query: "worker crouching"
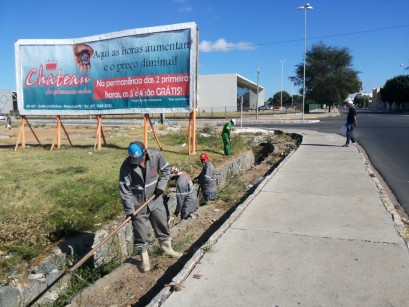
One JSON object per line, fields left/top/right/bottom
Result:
{"left": 194, "top": 152, "right": 217, "bottom": 205}
{"left": 170, "top": 166, "right": 198, "bottom": 226}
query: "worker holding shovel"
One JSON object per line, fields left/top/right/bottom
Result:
{"left": 221, "top": 118, "right": 236, "bottom": 155}
{"left": 119, "top": 141, "right": 182, "bottom": 272}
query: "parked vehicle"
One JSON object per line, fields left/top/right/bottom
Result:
{"left": 258, "top": 106, "right": 268, "bottom": 111}
{"left": 0, "top": 114, "right": 6, "bottom": 120}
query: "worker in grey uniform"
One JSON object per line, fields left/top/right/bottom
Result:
{"left": 119, "top": 141, "right": 182, "bottom": 272}
{"left": 171, "top": 166, "right": 198, "bottom": 220}
{"left": 194, "top": 152, "right": 217, "bottom": 204}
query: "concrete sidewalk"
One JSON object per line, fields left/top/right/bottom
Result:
{"left": 156, "top": 130, "right": 409, "bottom": 307}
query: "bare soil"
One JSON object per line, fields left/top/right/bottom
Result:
{"left": 0, "top": 123, "right": 299, "bottom": 306}
{"left": 67, "top": 133, "right": 298, "bottom": 307}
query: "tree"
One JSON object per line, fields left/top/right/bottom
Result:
{"left": 290, "top": 42, "right": 361, "bottom": 112}
{"left": 266, "top": 97, "right": 274, "bottom": 107}
{"left": 380, "top": 75, "right": 409, "bottom": 111}
{"left": 272, "top": 91, "right": 292, "bottom": 106}
{"left": 292, "top": 94, "right": 302, "bottom": 105}
{"left": 354, "top": 94, "right": 371, "bottom": 108}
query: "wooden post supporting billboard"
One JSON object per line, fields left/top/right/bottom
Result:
{"left": 50, "top": 116, "right": 73, "bottom": 151}
{"left": 147, "top": 115, "right": 163, "bottom": 150}
{"left": 94, "top": 115, "right": 107, "bottom": 151}
{"left": 143, "top": 114, "right": 148, "bottom": 147}
{"left": 143, "top": 114, "right": 163, "bottom": 150}
{"left": 188, "top": 112, "right": 192, "bottom": 154}
{"left": 14, "top": 116, "right": 42, "bottom": 151}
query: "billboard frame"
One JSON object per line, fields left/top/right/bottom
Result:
{"left": 15, "top": 22, "right": 198, "bottom": 116}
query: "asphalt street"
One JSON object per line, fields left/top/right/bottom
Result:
{"left": 243, "top": 109, "right": 409, "bottom": 216}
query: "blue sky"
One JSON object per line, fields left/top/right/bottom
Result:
{"left": 1, "top": 0, "right": 408, "bottom": 99}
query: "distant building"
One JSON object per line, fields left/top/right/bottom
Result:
{"left": 197, "top": 74, "right": 264, "bottom": 112}
{"left": 370, "top": 88, "right": 385, "bottom": 109}
{"left": 0, "top": 90, "right": 17, "bottom": 114}
{"left": 371, "top": 87, "right": 409, "bottom": 111}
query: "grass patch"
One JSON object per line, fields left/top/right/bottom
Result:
{"left": 0, "top": 124, "right": 250, "bottom": 284}
{"left": 52, "top": 256, "right": 122, "bottom": 306}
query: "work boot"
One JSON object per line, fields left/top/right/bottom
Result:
{"left": 136, "top": 250, "right": 150, "bottom": 273}
{"left": 159, "top": 240, "right": 183, "bottom": 258}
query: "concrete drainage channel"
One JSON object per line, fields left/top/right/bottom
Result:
{"left": 146, "top": 147, "right": 298, "bottom": 307}
{"left": 0, "top": 132, "right": 301, "bottom": 306}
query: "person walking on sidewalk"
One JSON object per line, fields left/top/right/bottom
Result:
{"left": 170, "top": 166, "right": 198, "bottom": 223}
{"left": 221, "top": 118, "right": 236, "bottom": 155}
{"left": 344, "top": 100, "right": 357, "bottom": 147}
{"left": 119, "top": 141, "right": 182, "bottom": 272}
{"left": 194, "top": 152, "right": 217, "bottom": 204}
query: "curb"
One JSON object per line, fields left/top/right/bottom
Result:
{"left": 146, "top": 142, "right": 299, "bottom": 306}
{"left": 356, "top": 144, "right": 409, "bottom": 249}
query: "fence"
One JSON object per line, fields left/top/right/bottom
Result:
{"left": 9, "top": 105, "right": 303, "bottom": 121}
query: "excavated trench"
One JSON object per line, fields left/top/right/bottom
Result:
{"left": 6, "top": 130, "right": 301, "bottom": 307}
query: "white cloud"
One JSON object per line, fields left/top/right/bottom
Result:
{"left": 178, "top": 6, "right": 192, "bottom": 12}
{"left": 199, "top": 38, "right": 255, "bottom": 52}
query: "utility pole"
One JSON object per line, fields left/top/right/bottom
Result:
{"left": 297, "top": 3, "right": 313, "bottom": 122}
{"left": 256, "top": 64, "right": 260, "bottom": 119}
{"left": 280, "top": 59, "right": 286, "bottom": 108}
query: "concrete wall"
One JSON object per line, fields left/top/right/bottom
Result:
{"left": 197, "top": 74, "right": 265, "bottom": 112}
{"left": 371, "top": 88, "right": 385, "bottom": 110}
{"left": 0, "top": 149, "right": 255, "bottom": 306}
{"left": 0, "top": 90, "right": 14, "bottom": 114}
{"left": 198, "top": 74, "right": 238, "bottom": 111}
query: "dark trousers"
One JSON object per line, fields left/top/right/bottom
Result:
{"left": 346, "top": 124, "right": 356, "bottom": 145}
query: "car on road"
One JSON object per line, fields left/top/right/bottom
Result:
{"left": 272, "top": 106, "right": 286, "bottom": 111}
{"left": 0, "top": 114, "right": 6, "bottom": 120}
{"left": 258, "top": 106, "right": 268, "bottom": 111}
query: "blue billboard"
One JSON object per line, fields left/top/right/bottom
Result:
{"left": 15, "top": 22, "right": 198, "bottom": 115}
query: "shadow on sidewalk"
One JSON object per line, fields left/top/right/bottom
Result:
{"left": 301, "top": 143, "right": 342, "bottom": 147}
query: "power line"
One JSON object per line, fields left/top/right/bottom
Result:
{"left": 199, "top": 24, "right": 409, "bottom": 52}
{"left": 310, "top": 24, "right": 409, "bottom": 40}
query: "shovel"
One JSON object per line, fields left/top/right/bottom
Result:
{"left": 69, "top": 195, "right": 155, "bottom": 273}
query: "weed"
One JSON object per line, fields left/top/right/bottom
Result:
{"left": 201, "top": 123, "right": 216, "bottom": 134}
{"left": 201, "top": 243, "right": 212, "bottom": 253}
{"left": 217, "top": 174, "right": 247, "bottom": 205}
{"left": 52, "top": 256, "right": 122, "bottom": 306}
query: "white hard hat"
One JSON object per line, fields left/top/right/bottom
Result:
{"left": 231, "top": 119, "right": 236, "bottom": 125}
{"left": 171, "top": 166, "right": 181, "bottom": 176}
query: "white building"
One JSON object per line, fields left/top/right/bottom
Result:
{"left": 0, "top": 90, "right": 16, "bottom": 114}
{"left": 370, "top": 88, "right": 385, "bottom": 109}
{"left": 197, "top": 74, "right": 264, "bottom": 112}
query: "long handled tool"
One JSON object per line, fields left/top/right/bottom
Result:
{"left": 196, "top": 183, "right": 201, "bottom": 198}
{"left": 27, "top": 196, "right": 156, "bottom": 306}
{"left": 69, "top": 195, "right": 155, "bottom": 273}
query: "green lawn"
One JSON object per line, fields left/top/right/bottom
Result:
{"left": 0, "top": 123, "right": 248, "bottom": 282}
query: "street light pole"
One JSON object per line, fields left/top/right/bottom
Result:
{"left": 256, "top": 64, "right": 260, "bottom": 119}
{"left": 401, "top": 63, "right": 409, "bottom": 71}
{"left": 297, "top": 3, "right": 313, "bottom": 122}
{"left": 291, "top": 83, "right": 294, "bottom": 107}
{"left": 280, "top": 59, "right": 286, "bottom": 108}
